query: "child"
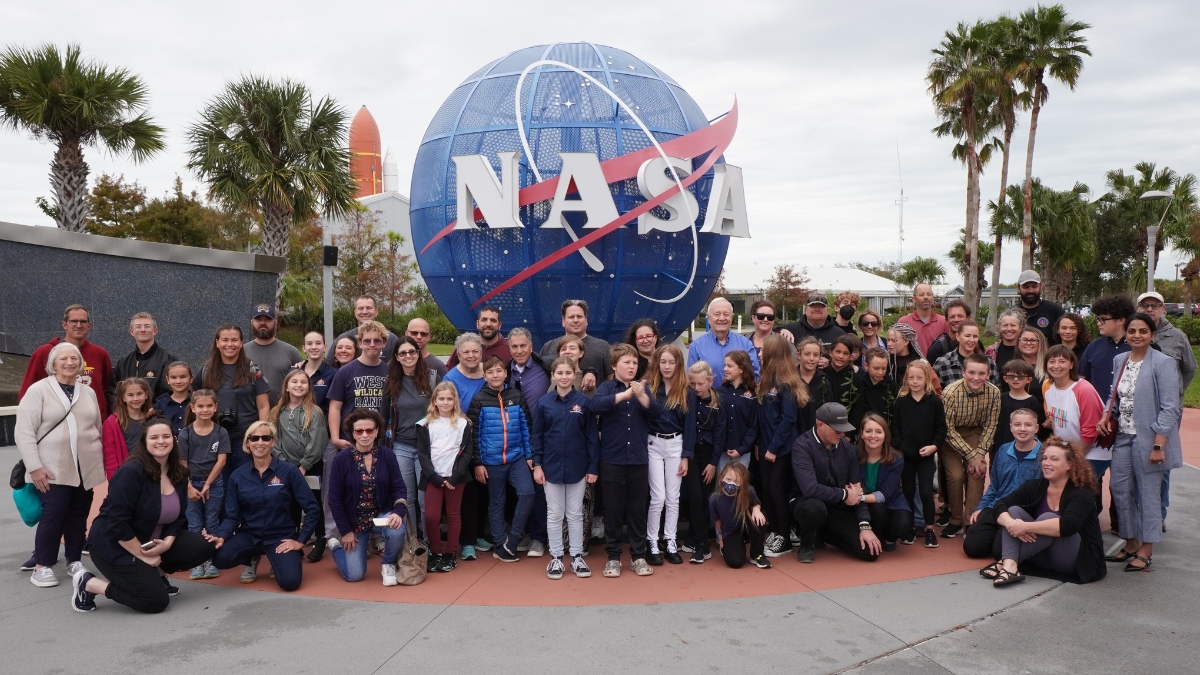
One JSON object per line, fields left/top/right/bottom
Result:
{"left": 851, "top": 348, "right": 897, "bottom": 432}
{"left": 890, "top": 360, "right": 946, "bottom": 549}
{"left": 645, "top": 344, "right": 694, "bottom": 566}
{"left": 682, "top": 361, "right": 726, "bottom": 564}
{"left": 710, "top": 461, "right": 771, "bottom": 569}
{"left": 842, "top": 333, "right": 864, "bottom": 373}
{"left": 179, "top": 389, "right": 230, "bottom": 579}
{"left": 556, "top": 335, "right": 598, "bottom": 554}
{"left": 993, "top": 358, "right": 1048, "bottom": 463}
{"left": 720, "top": 351, "right": 758, "bottom": 472}
{"left": 757, "top": 334, "right": 807, "bottom": 558}
{"left": 557, "top": 336, "right": 588, "bottom": 395}
{"left": 531, "top": 356, "right": 599, "bottom": 579}
{"left": 417, "top": 381, "right": 473, "bottom": 573}
{"left": 153, "top": 361, "right": 193, "bottom": 437}
{"left": 269, "top": 370, "right": 329, "bottom": 555}
{"left": 298, "top": 331, "right": 339, "bottom": 415}
{"left": 592, "top": 343, "right": 661, "bottom": 578}
{"left": 823, "top": 335, "right": 859, "bottom": 415}
{"left": 964, "top": 408, "right": 1044, "bottom": 562}
{"left": 467, "top": 355, "right": 534, "bottom": 563}
{"left": 102, "top": 378, "right": 154, "bottom": 479}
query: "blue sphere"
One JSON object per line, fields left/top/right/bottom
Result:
{"left": 409, "top": 42, "right": 729, "bottom": 346}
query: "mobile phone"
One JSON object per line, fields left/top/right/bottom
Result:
{"left": 141, "top": 540, "right": 156, "bottom": 551}
{"left": 372, "top": 517, "right": 390, "bottom": 527}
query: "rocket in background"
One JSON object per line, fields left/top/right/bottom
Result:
{"left": 349, "top": 106, "right": 382, "bottom": 197}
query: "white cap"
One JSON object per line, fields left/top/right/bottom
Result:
{"left": 1017, "top": 270, "right": 1041, "bottom": 285}
{"left": 1137, "top": 291, "right": 1165, "bottom": 305}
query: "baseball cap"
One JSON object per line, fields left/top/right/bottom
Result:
{"left": 252, "top": 303, "right": 276, "bottom": 320}
{"left": 1136, "top": 292, "right": 1165, "bottom": 306}
{"left": 1016, "top": 270, "right": 1041, "bottom": 286}
{"left": 806, "top": 293, "right": 828, "bottom": 307}
{"left": 816, "top": 402, "right": 855, "bottom": 433}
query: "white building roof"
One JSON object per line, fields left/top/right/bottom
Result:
{"left": 722, "top": 263, "right": 905, "bottom": 296}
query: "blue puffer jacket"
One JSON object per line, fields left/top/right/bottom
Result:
{"left": 466, "top": 384, "right": 531, "bottom": 466}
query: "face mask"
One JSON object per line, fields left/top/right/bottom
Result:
{"left": 721, "top": 482, "right": 738, "bottom": 497}
{"left": 839, "top": 305, "right": 855, "bottom": 321}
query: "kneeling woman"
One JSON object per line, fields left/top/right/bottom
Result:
{"left": 857, "top": 413, "right": 912, "bottom": 551}
{"left": 327, "top": 409, "right": 408, "bottom": 586}
{"left": 73, "top": 415, "right": 215, "bottom": 613}
{"left": 710, "top": 462, "right": 771, "bottom": 570}
{"left": 206, "top": 421, "right": 319, "bottom": 592}
{"left": 984, "top": 437, "right": 1106, "bottom": 587}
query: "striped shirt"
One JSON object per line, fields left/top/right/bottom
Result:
{"left": 932, "top": 349, "right": 999, "bottom": 390}
{"left": 942, "top": 378, "right": 1001, "bottom": 461}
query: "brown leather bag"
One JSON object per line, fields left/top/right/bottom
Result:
{"left": 395, "top": 500, "right": 427, "bottom": 586}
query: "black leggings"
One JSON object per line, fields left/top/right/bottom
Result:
{"left": 719, "top": 521, "right": 766, "bottom": 568}
{"left": 683, "top": 446, "right": 716, "bottom": 546}
{"left": 91, "top": 531, "right": 214, "bottom": 614}
{"left": 867, "top": 502, "right": 914, "bottom": 543}
{"left": 902, "top": 453, "right": 936, "bottom": 530}
{"left": 760, "top": 452, "right": 792, "bottom": 540}
{"left": 963, "top": 507, "right": 1003, "bottom": 559}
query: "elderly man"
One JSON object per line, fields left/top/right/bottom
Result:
{"left": 242, "top": 304, "right": 302, "bottom": 408}
{"left": 114, "top": 312, "right": 180, "bottom": 400}
{"left": 539, "top": 300, "right": 612, "bottom": 392}
{"left": 405, "top": 317, "right": 447, "bottom": 378}
{"left": 447, "top": 306, "right": 511, "bottom": 368}
{"left": 687, "top": 297, "right": 759, "bottom": 387}
{"left": 779, "top": 293, "right": 848, "bottom": 354}
{"left": 899, "top": 283, "right": 950, "bottom": 356}
{"left": 1016, "top": 270, "right": 1064, "bottom": 340}
{"left": 20, "top": 303, "right": 115, "bottom": 418}
{"left": 326, "top": 295, "right": 401, "bottom": 365}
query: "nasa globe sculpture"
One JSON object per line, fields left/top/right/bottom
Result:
{"left": 410, "top": 42, "right": 749, "bottom": 345}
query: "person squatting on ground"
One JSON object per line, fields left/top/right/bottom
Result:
{"left": 711, "top": 461, "right": 771, "bottom": 570}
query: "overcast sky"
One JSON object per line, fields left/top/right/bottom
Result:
{"left": 3, "top": 0, "right": 1198, "bottom": 286}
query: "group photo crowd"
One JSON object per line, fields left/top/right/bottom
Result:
{"left": 12, "top": 270, "right": 1191, "bottom": 615}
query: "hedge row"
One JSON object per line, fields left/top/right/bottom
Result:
{"left": 281, "top": 301, "right": 460, "bottom": 344}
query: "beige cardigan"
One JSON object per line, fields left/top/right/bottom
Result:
{"left": 16, "top": 377, "right": 106, "bottom": 490}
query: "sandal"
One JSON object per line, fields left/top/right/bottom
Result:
{"left": 979, "top": 562, "right": 1003, "bottom": 579}
{"left": 992, "top": 568, "right": 1025, "bottom": 587}
{"left": 1124, "top": 555, "right": 1152, "bottom": 572}
{"left": 1105, "top": 548, "right": 1138, "bottom": 563}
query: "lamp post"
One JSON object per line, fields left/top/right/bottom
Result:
{"left": 1140, "top": 190, "right": 1175, "bottom": 293}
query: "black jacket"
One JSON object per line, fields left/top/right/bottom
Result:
{"left": 790, "top": 428, "right": 869, "bottom": 522}
{"left": 890, "top": 394, "right": 947, "bottom": 460}
{"left": 88, "top": 461, "right": 192, "bottom": 566}
{"left": 779, "top": 317, "right": 845, "bottom": 353}
{"left": 851, "top": 370, "right": 897, "bottom": 431}
{"left": 114, "top": 342, "right": 181, "bottom": 401}
{"left": 993, "top": 478, "right": 1106, "bottom": 584}
{"left": 416, "top": 418, "right": 474, "bottom": 488}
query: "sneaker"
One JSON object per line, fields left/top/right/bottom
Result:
{"left": 516, "top": 535, "right": 531, "bottom": 552}
{"left": 631, "top": 558, "right": 654, "bottom": 576}
{"left": 427, "top": 552, "right": 444, "bottom": 573}
{"left": 20, "top": 554, "right": 36, "bottom": 571}
{"left": 646, "top": 546, "right": 664, "bottom": 566}
{"left": 679, "top": 540, "right": 696, "bottom": 553}
{"left": 690, "top": 549, "right": 706, "bottom": 564}
{"left": 203, "top": 561, "right": 220, "bottom": 579}
{"left": 752, "top": 554, "right": 772, "bottom": 569}
{"left": 882, "top": 541, "right": 897, "bottom": 552}
{"left": 941, "top": 524, "right": 961, "bottom": 538}
{"left": 162, "top": 576, "right": 179, "bottom": 597}
{"left": 900, "top": 531, "right": 917, "bottom": 546}
{"left": 474, "top": 538, "right": 493, "bottom": 552}
{"left": 381, "top": 563, "right": 398, "bottom": 587}
{"left": 71, "top": 570, "right": 97, "bottom": 613}
{"left": 239, "top": 563, "right": 257, "bottom": 584}
{"left": 664, "top": 540, "right": 683, "bottom": 565}
{"left": 935, "top": 507, "right": 951, "bottom": 528}
{"left": 924, "top": 529, "right": 939, "bottom": 548}
{"left": 190, "top": 564, "right": 207, "bottom": 580}
{"left": 30, "top": 567, "right": 58, "bottom": 588}
{"left": 690, "top": 543, "right": 712, "bottom": 563}
{"left": 460, "top": 545, "right": 476, "bottom": 561}
{"left": 571, "top": 555, "right": 592, "bottom": 578}
{"left": 602, "top": 560, "right": 621, "bottom": 578}
{"left": 763, "top": 533, "right": 791, "bottom": 558}
{"left": 493, "top": 543, "right": 519, "bottom": 563}
{"left": 327, "top": 537, "right": 343, "bottom": 551}
{"left": 268, "top": 567, "right": 275, "bottom": 580}
{"left": 789, "top": 528, "right": 802, "bottom": 546}
{"left": 527, "top": 540, "right": 546, "bottom": 558}
{"left": 546, "top": 556, "right": 565, "bottom": 580}
{"left": 796, "top": 546, "right": 815, "bottom": 563}
{"left": 440, "top": 552, "right": 458, "bottom": 572}
{"left": 66, "top": 561, "right": 87, "bottom": 578}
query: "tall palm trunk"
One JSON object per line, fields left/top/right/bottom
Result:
{"left": 50, "top": 137, "right": 90, "bottom": 232}
{"left": 1020, "top": 71, "right": 1044, "bottom": 271}
{"left": 986, "top": 120, "right": 1015, "bottom": 334}
{"left": 964, "top": 142, "right": 981, "bottom": 311}
{"left": 260, "top": 201, "right": 291, "bottom": 308}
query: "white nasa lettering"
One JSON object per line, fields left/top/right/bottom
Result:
{"left": 452, "top": 152, "right": 522, "bottom": 229}
{"left": 542, "top": 153, "right": 620, "bottom": 230}
{"left": 636, "top": 156, "right": 698, "bottom": 235}
{"left": 699, "top": 164, "right": 750, "bottom": 238}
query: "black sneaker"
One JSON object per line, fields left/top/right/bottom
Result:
{"left": 307, "top": 537, "right": 326, "bottom": 563}
{"left": 492, "top": 543, "right": 519, "bottom": 563}
{"left": 796, "top": 545, "right": 815, "bottom": 563}
{"left": 71, "top": 570, "right": 97, "bottom": 612}
{"left": 427, "top": 552, "right": 443, "bottom": 572}
{"left": 935, "top": 507, "right": 951, "bottom": 528}
{"left": 20, "top": 554, "right": 36, "bottom": 571}
{"left": 162, "top": 576, "right": 179, "bottom": 597}
{"left": 440, "top": 552, "right": 458, "bottom": 572}
{"left": 752, "top": 554, "right": 772, "bottom": 569}
{"left": 941, "top": 524, "right": 961, "bottom": 538}
{"left": 924, "top": 529, "right": 939, "bottom": 548}
{"left": 646, "top": 547, "right": 664, "bottom": 566}
{"left": 689, "top": 547, "right": 707, "bottom": 564}
{"left": 664, "top": 540, "right": 683, "bottom": 565}
{"left": 900, "top": 531, "right": 917, "bottom": 545}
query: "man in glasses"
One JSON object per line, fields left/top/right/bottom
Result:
{"left": 1016, "top": 270, "right": 1063, "bottom": 341}
{"left": 326, "top": 321, "right": 391, "bottom": 451}
{"left": 925, "top": 300, "right": 973, "bottom": 365}
{"left": 243, "top": 304, "right": 302, "bottom": 408}
{"left": 687, "top": 297, "right": 759, "bottom": 387}
{"left": 405, "top": 317, "right": 447, "bottom": 378}
{"left": 325, "top": 296, "right": 400, "bottom": 366}
{"left": 20, "top": 303, "right": 115, "bottom": 418}
{"left": 447, "top": 306, "right": 511, "bottom": 369}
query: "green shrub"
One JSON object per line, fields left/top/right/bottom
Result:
{"left": 1083, "top": 314, "right": 1099, "bottom": 341}
{"left": 1168, "top": 316, "right": 1200, "bottom": 344}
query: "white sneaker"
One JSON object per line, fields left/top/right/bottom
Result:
{"left": 381, "top": 563, "right": 398, "bottom": 587}
{"left": 66, "top": 561, "right": 87, "bottom": 578}
{"left": 516, "top": 535, "right": 531, "bottom": 552}
{"left": 30, "top": 567, "right": 58, "bottom": 588}
{"left": 327, "top": 537, "right": 343, "bottom": 551}
{"left": 527, "top": 540, "right": 545, "bottom": 557}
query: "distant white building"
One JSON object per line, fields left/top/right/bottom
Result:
{"left": 721, "top": 263, "right": 911, "bottom": 316}
{"left": 322, "top": 191, "right": 425, "bottom": 288}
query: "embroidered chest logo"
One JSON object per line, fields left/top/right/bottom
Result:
{"left": 268, "top": 476, "right": 284, "bottom": 487}
{"left": 570, "top": 404, "right": 584, "bottom": 414}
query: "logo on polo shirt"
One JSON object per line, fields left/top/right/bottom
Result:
{"left": 316, "top": 379, "right": 326, "bottom": 386}
{"left": 768, "top": 387, "right": 778, "bottom": 396}
{"left": 742, "top": 391, "right": 753, "bottom": 398}
{"left": 145, "top": 371, "right": 155, "bottom": 378}
{"left": 570, "top": 404, "right": 583, "bottom": 414}
{"left": 268, "top": 476, "right": 283, "bottom": 486}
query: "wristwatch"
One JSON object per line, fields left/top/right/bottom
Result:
{"left": 858, "top": 522, "right": 872, "bottom": 531}
{"left": 1152, "top": 444, "right": 1163, "bottom": 451}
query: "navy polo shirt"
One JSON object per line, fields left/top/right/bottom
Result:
{"left": 591, "top": 379, "right": 662, "bottom": 465}
{"left": 215, "top": 457, "right": 318, "bottom": 546}
{"left": 531, "top": 389, "right": 599, "bottom": 484}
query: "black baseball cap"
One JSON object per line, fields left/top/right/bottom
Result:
{"left": 806, "top": 293, "right": 828, "bottom": 307}
{"left": 252, "top": 303, "right": 276, "bottom": 320}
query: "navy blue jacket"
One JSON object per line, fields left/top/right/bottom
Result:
{"left": 531, "top": 389, "right": 599, "bottom": 484}
{"left": 757, "top": 382, "right": 799, "bottom": 458}
{"left": 88, "top": 462, "right": 193, "bottom": 566}
{"left": 862, "top": 457, "right": 909, "bottom": 512}
{"left": 214, "top": 457, "right": 319, "bottom": 546}
{"left": 791, "top": 428, "right": 869, "bottom": 522}
{"left": 299, "top": 362, "right": 339, "bottom": 415}
{"left": 327, "top": 446, "right": 408, "bottom": 535}
{"left": 720, "top": 381, "right": 758, "bottom": 457}
{"left": 1078, "top": 337, "right": 1130, "bottom": 402}
{"left": 467, "top": 385, "right": 532, "bottom": 466}
{"left": 649, "top": 385, "right": 698, "bottom": 459}
{"left": 692, "top": 392, "right": 727, "bottom": 466}
{"left": 591, "top": 379, "right": 662, "bottom": 465}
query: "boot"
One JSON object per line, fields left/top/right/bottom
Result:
{"left": 307, "top": 537, "right": 326, "bottom": 563}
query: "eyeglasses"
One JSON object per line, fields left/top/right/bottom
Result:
{"left": 1003, "top": 374, "right": 1031, "bottom": 380}
{"left": 1018, "top": 338, "right": 1040, "bottom": 344}
{"left": 247, "top": 435, "right": 274, "bottom": 442}
{"left": 753, "top": 313, "right": 775, "bottom": 321}
{"left": 406, "top": 331, "right": 429, "bottom": 337}
{"left": 1137, "top": 303, "right": 1163, "bottom": 310}
{"left": 360, "top": 338, "right": 384, "bottom": 345}
{"left": 66, "top": 319, "right": 91, "bottom": 326}
{"left": 396, "top": 349, "right": 418, "bottom": 357}
{"left": 635, "top": 334, "right": 657, "bottom": 342}
{"left": 1095, "top": 316, "right": 1112, "bottom": 324}
{"left": 352, "top": 428, "right": 377, "bottom": 435}
{"left": 860, "top": 321, "right": 880, "bottom": 328}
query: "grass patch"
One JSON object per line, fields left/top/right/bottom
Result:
{"left": 428, "top": 343, "right": 454, "bottom": 357}
{"left": 1187, "top": 346, "right": 1200, "bottom": 409}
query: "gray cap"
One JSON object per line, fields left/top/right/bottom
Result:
{"left": 806, "top": 293, "right": 828, "bottom": 307}
{"left": 1017, "top": 270, "right": 1041, "bottom": 286}
{"left": 816, "top": 402, "right": 855, "bottom": 433}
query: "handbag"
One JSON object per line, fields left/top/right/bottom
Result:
{"left": 1096, "top": 358, "right": 1128, "bottom": 450}
{"left": 10, "top": 390, "right": 79, "bottom": 490}
{"left": 395, "top": 499, "right": 428, "bottom": 586}
{"left": 13, "top": 483, "right": 43, "bottom": 527}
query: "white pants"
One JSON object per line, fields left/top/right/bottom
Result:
{"left": 647, "top": 434, "right": 684, "bottom": 548}
{"left": 546, "top": 479, "right": 587, "bottom": 557}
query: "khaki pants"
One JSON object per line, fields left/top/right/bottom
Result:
{"left": 939, "top": 426, "right": 985, "bottom": 527}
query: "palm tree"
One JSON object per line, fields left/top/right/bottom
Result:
{"left": 948, "top": 228, "right": 995, "bottom": 298}
{"left": 928, "top": 20, "right": 996, "bottom": 312}
{"left": 1013, "top": 4, "right": 1091, "bottom": 270}
{"left": 0, "top": 44, "right": 164, "bottom": 232}
{"left": 897, "top": 256, "right": 947, "bottom": 287}
{"left": 989, "top": 178, "right": 1094, "bottom": 302}
{"left": 1098, "top": 163, "right": 1198, "bottom": 294}
{"left": 186, "top": 76, "right": 358, "bottom": 307}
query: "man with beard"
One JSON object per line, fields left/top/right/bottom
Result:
{"left": 325, "top": 296, "right": 401, "bottom": 366}
{"left": 1016, "top": 270, "right": 1063, "bottom": 341}
{"left": 925, "top": 300, "right": 972, "bottom": 365}
{"left": 242, "top": 304, "right": 301, "bottom": 407}
{"left": 447, "top": 306, "right": 511, "bottom": 368}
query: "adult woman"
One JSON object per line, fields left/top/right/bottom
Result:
{"left": 987, "top": 309, "right": 1025, "bottom": 371}
{"left": 857, "top": 311, "right": 887, "bottom": 367}
{"left": 885, "top": 322, "right": 922, "bottom": 388}
{"left": 1017, "top": 327, "right": 1048, "bottom": 390}
{"left": 72, "top": 417, "right": 214, "bottom": 613}
{"left": 16, "top": 342, "right": 105, "bottom": 588}
{"left": 1052, "top": 314, "right": 1090, "bottom": 361}
{"left": 333, "top": 336, "right": 359, "bottom": 366}
{"left": 1098, "top": 313, "right": 1182, "bottom": 572}
{"left": 327, "top": 409, "right": 408, "bottom": 586}
{"left": 857, "top": 413, "right": 911, "bottom": 551}
{"left": 985, "top": 438, "right": 1105, "bottom": 586}
{"left": 443, "top": 332, "right": 486, "bottom": 411}
{"left": 207, "top": 421, "right": 319, "bottom": 591}
{"left": 1042, "top": 346, "right": 1104, "bottom": 482}
{"left": 932, "top": 320, "right": 992, "bottom": 390}
{"left": 193, "top": 324, "right": 270, "bottom": 479}
{"left": 385, "top": 336, "right": 438, "bottom": 542}
{"left": 748, "top": 299, "right": 778, "bottom": 363}
{"left": 623, "top": 318, "right": 661, "bottom": 380}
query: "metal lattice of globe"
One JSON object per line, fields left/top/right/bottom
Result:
{"left": 410, "top": 42, "right": 731, "bottom": 345}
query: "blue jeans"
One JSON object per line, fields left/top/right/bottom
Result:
{"left": 486, "top": 462, "right": 534, "bottom": 549}
{"left": 331, "top": 513, "right": 405, "bottom": 582}
{"left": 1162, "top": 470, "right": 1171, "bottom": 520}
{"left": 392, "top": 441, "right": 426, "bottom": 540}
{"left": 1088, "top": 459, "right": 1111, "bottom": 486}
{"left": 185, "top": 477, "right": 224, "bottom": 533}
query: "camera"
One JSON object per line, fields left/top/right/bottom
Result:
{"left": 218, "top": 409, "right": 238, "bottom": 431}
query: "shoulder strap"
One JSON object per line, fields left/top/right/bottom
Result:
{"left": 1106, "top": 356, "right": 1129, "bottom": 414}
{"left": 36, "top": 383, "right": 79, "bottom": 445}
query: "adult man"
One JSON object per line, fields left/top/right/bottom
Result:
{"left": 939, "top": 354, "right": 1000, "bottom": 539}
{"left": 113, "top": 312, "right": 180, "bottom": 401}
{"left": 1078, "top": 295, "right": 1135, "bottom": 402}
{"left": 687, "top": 297, "right": 760, "bottom": 387}
{"left": 241, "top": 304, "right": 302, "bottom": 408}
{"left": 539, "top": 300, "right": 612, "bottom": 393}
{"left": 405, "top": 317, "right": 447, "bottom": 378}
{"left": 447, "top": 306, "right": 511, "bottom": 368}
{"left": 898, "top": 283, "right": 949, "bottom": 356}
{"left": 789, "top": 403, "right": 881, "bottom": 564}
{"left": 20, "top": 304, "right": 115, "bottom": 418}
{"left": 779, "top": 293, "right": 847, "bottom": 353}
{"left": 1016, "top": 270, "right": 1064, "bottom": 341}
{"left": 325, "top": 296, "right": 400, "bottom": 366}
{"left": 832, "top": 292, "right": 860, "bottom": 335}
{"left": 327, "top": 321, "right": 391, "bottom": 450}
{"left": 925, "top": 300, "right": 972, "bottom": 364}
{"left": 507, "top": 327, "right": 549, "bottom": 412}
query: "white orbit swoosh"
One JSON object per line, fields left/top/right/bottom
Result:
{"left": 514, "top": 59, "right": 698, "bottom": 304}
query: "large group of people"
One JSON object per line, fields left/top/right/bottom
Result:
{"left": 11, "top": 273, "right": 1189, "bottom": 615}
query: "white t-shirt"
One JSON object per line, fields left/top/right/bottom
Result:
{"left": 1116, "top": 359, "right": 1142, "bottom": 436}
{"left": 428, "top": 417, "right": 466, "bottom": 477}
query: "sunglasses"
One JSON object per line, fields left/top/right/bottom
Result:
{"left": 860, "top": 321, "right": 880, "bottom": 328}
{"left": 406, "top": 331, "right": 430, "bottom": 337}
{"left": 1003, "top": 374, "right": 1030, "bottom": 380}
{"left": 396, "top": 349, "right": 419, "bottom": 357}
{"left": 753, "top": 313, "right": 775, "bottom": 321}
{"left": 352, "top": 428, "right": 377, "bottom": 435}
{"left": 360, "top": 338, "right": 384, "bottom": 345}
{"left": 247, "top": 435, "right": 274, "bottom": 442}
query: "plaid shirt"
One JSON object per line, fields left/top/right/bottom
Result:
{"left": 932, "top": 349, "right": 999, "bottom": 390}
{"left": 942, "top": 378, "right": 1001, "bottom": 461}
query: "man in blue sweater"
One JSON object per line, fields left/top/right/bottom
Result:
{"left": 963, "top": 408, "right": 1044, "bottom": 560}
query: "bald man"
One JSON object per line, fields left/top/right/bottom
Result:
{"left": 406, "top": 318, "right": 447, "bottom": 378}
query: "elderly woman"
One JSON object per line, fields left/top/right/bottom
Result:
{"left": 623, "top": 318, "right": 661, "bottom": 380}
{"left": 327, "top": 409, "right": 408, "bottom": 586}
{"left": 885, "top": 322, "right": 922, "bottom": 388}
{"left": 987, "top": 308, "right": 1025, "bottom": 371}
{"left": 72, "top": 416, "right": 215, "bottom": 613}
{"left": 1098, "top": 313, "right": 1182, "bottom": 572}
{"left": 16, "top": 342, "right": 106, "bottom": 588}
{"left": 206, "top": 421, "right": 319, "bottom": 591}
{"left": 443, "top": 332, "right": 486, "bottom": 411}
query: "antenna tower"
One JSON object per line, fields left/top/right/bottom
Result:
{"left": 896, "top": 144, "right": 907, "bottom": 264}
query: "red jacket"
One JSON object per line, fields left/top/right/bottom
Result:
{"left": 101, "top": 415, "right": 129, "bottom": 480}
{"left": 19, "top": 337, "right": 115, "bottom": 419}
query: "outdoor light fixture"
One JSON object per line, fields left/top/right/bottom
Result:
{"left": 1140, "top": 190, "right": 1175, "bottom": 293}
